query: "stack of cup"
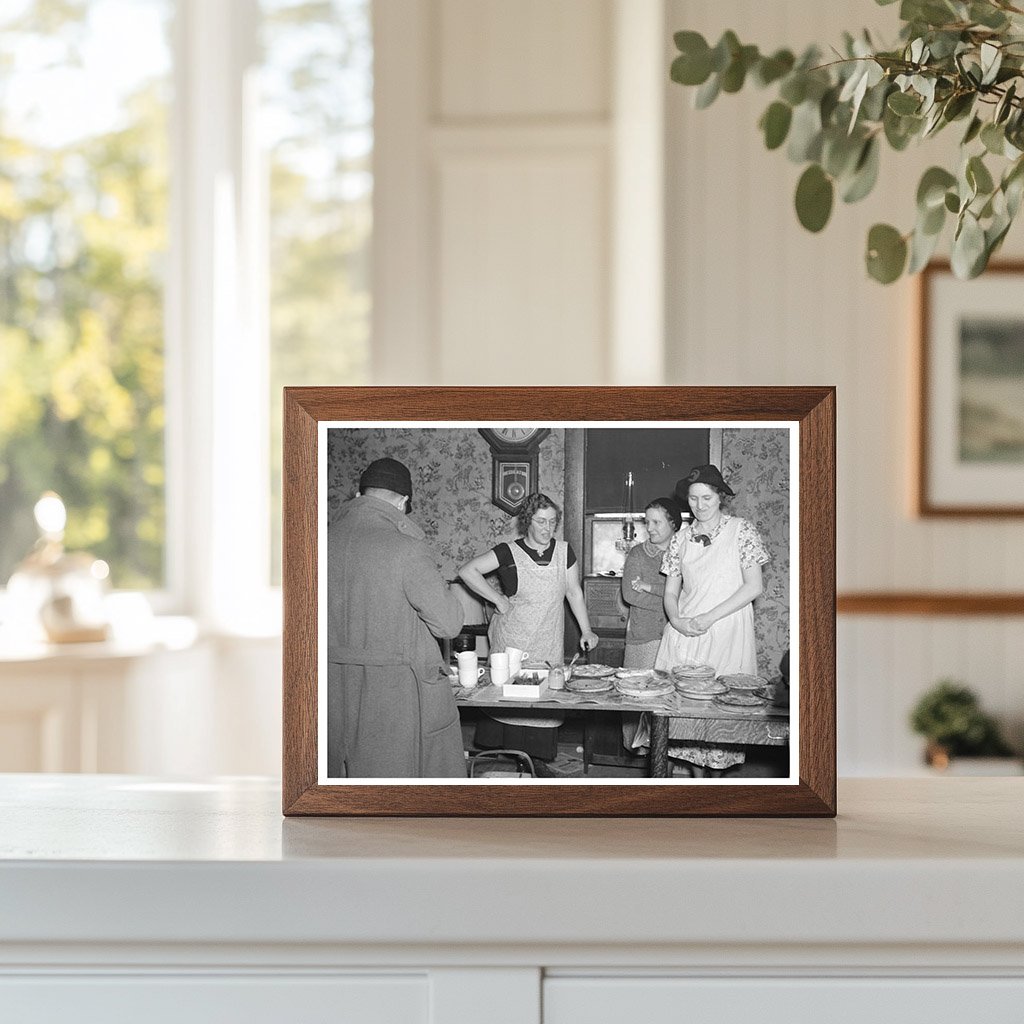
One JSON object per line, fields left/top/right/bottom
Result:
{"left": 489, "top": 651, "right": 510, "bottom": 685}
{"left": 456, "top": 650, "right": 484, "bottom": 689}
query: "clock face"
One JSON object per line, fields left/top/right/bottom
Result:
{"left": 493, "top": 428, "right": 540, "bottom": 444}
{"left": 478, "top": 427, "right": 550, "bottom": 452}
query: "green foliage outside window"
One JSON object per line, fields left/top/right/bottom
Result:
{"left": 0, "top": 1, "right": 170, "bottom": 588}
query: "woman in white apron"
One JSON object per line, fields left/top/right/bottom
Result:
{"left": 653, "top": 464, "right": 770, "bottom": 773}
{"left": 459, "top": 493, "right": 598, "bottom": 757}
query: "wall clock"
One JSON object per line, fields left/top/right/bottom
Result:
{"left": 478, "top": 428, "right": 551, "bottom": 515}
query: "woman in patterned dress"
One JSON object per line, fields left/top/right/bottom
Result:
{"left": 653, "top": 464, "right": 771, "bottom": 774}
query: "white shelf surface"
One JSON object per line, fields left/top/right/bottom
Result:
{"left": 1, "top": 775, "right": 1022, "bottom": 957}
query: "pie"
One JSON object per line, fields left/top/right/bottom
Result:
{"left": 571, "top": 664, "right": 617, "bottom": 678}
{"left": 614, "top": 675, "right": 675, "bottom": 699}
{"left": 670, "top": 662, "right": 716, "bottom": 680}
{"left": 565, "top": 675, "right": 614, "bottom": 693}
{"left": 676, "top": 679, "right": 727, "bottom": 699}
{"left": 718, "top": 673, "right": 766, "bottom": 691}
{"left": 714, "top": 691, "right": 767, "bottom": 707}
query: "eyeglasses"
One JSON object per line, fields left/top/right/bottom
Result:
{"left": 531, "top": 517, "right": 558, "bottom": 527}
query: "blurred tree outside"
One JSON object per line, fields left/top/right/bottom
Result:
{"left": 0, "top": 0, "right": 171, "bottom": 589}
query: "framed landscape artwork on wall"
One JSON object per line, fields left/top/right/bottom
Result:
{"left": 918, "top": 262, "right": 1024, "bottom": 517}
{"left": 282, "top": 387, "right": 836, "bottom": 817}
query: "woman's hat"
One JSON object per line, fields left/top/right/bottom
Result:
{"left": 675, "top": 463, "right": 735, "bottom": 499}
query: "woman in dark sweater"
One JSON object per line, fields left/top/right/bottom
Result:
{"left": 621, "top": 497, "right": 683, "bottom": 669}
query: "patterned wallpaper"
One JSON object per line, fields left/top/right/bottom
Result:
{"left": 327, "top": 428, "right": 565, "bottom": 581}
{"left": 327, "top": 425, "right": 788, "bottom": 676}
{"left": 720, "top": 427, "right": 791, "bottom": 678}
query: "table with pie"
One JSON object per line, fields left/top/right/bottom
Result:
{"left": 453, "top": 665, "right": 790, "bottom": 778}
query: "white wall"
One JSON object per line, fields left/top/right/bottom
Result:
{"left": 369, "top": 0, "right": 1024, "bottom": 774}
{"left": 662, "top": 0, "right": 1024, "bottom": 771}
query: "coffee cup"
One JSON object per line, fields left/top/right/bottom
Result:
{"left": 457, "top": 651, "right": 485, "bottom": 688}
{"left": 506, "top": 647, "right": 529, "bottom": 677}
{"left": 489, "top": 651, "right": 510, "bottom": 686}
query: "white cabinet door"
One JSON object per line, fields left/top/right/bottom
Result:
{"left": 545, "top": 977, "right": 1024, "bottom": 1023}
{"left": 0, "top": 974, "right": 428, "bottom": 1024}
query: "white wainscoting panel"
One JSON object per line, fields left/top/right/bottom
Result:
{"left": 436, "top": 148, "right": 609, "bottom": 384}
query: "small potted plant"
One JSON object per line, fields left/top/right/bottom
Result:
{"left": 910, "top": 680, "right": 1016, "bottom": 771}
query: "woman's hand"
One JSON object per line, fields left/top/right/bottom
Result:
{"left": 493, "top": 595, "right": 511, "bottom": 616}
{"left": 630, "top": 576, "right": 650, "bottom": 594}
{"left": 580, "top": 630, "right": 599, "bottom": 652}
{"left": 689, "top": 612, "right": 714, "bottom": 634}
{"left": 673, "top": 617, "right": 707, "bottom": 637}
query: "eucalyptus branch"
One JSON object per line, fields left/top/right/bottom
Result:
{"left": 670, "top": 3, "right": 1024, "bottom": 283}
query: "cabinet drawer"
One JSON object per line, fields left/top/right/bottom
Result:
{"left": 544, "top": 977, "right": 1024, "bottom": 1023}
{"left": 0, "top": 974, "right": 427, "bottom": 1024}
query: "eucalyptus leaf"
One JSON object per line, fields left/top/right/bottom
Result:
{"left": 710, "top": 31, "right": 740, "bottom": 73}
{"left": 920, "top": 199, "right": 946, "bottom": 235}
{"left": 860, "top": 79, "right": 892, "bottom": 122}
{"left": 917, "top": 166, "right": 957, "bottom": 210}
{"left": 694, "top": 73, "right": 721, "bottom": 109}
{"left": 944, "top": 190, "right": 961, "bottom": 213}
{"left": 884, "top": 106, "right": 921, "bottom": 150}
{"left": 995, "top": 82, "right": 1017, "bottom": 124}
{"left": 970, "top": 2, "right": 1009, "bottom": 30}
{"left": 1003, "top": 157, "right": 1024, "bottom": 216}
{"left": 1005, "top": 171, "right": 1024, "bottom": 218}
{"left": 951, "top": 211, "right": 986, "bottom": 278}
{"left": 981, "top": 122, "right": 1005, "bottom": 155}
{"left": 787, "top": 100, "right": 824, "bottom": 162}
{"left": 962, "top": 115, "right": 983, "bottom": 145}
{"left": 942, "top": 91, "right": 974, "bottom": 122}
{"left": 908, "top": 221, "right": 942, "bottom": 273}
{"left": 888, "top": 90, "right": 921, "bottom": 115}
{"left": 980, "top": 42, "right": 1002, "bottom": 87}
{"left": 760, "top": 101, "right": 793, "bottom": 150}
{"left": 866, "top": 223, "right": 907, "bottom": 283}
{"left": 779, "top": 73, "right": 807, "bottom": 106}
{"left": 795, "top": 164, "right": 834, "bottom": 232}
{"left": 967, "top": 154, "right": 995, "bottom": 195}
{"left": 842, "top": 137, "right": 881, "bottom": 202}
{"left": 822, "top": 128, "right": 864, "bottom": 177}
{"left": 721, "top": 45, "right": 758, "bottom": 92}
{"left": 754, "top": 49, "right": 795, "bottom": 87}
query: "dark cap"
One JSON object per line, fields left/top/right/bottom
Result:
{"left": 359, "top": 457, "right": 413, "bottom": 509}
{"left": 675, "top": 463, "right": 735, "bottom": 500}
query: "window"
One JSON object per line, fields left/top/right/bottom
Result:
{"left": 0, "top": 0, "right": 172, "bottom": 589}
{"left": 0, "top": 0, "right": 373, "bottom": 621}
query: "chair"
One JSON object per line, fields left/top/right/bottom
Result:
{"left": 469, "top": 749, "right": 537, "bottom": 778}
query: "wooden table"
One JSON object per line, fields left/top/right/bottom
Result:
{"left": 454, "top": 678, "right": 789, "bottom": 777}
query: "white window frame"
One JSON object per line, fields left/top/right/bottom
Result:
{"left": 166, "top": 0, "right": 278, "bottom": 634}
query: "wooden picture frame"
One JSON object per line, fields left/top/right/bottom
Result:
{"left": 283, "top": 387, "right": 836, "bottom": 817}
{"left": 917, "top": 261, "right": 1024, "bottom": 517}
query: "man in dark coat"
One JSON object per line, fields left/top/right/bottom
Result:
{"left": 327, "top": 457, "right": 466, "bottom": 777}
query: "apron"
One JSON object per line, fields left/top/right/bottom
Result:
{"left": 654, "top": 518, "right": 758, "bottom": 676}
{"left": 486, "top": 540, "right": 567, "bottom": 729}
{"left": 329, "top": 643, "right": 466, "bottom": 779}
{"left": 488, "top": 540, "right": 567, "bottom": 663}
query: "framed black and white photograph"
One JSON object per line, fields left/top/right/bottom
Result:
{"left": 917, "top": 261, "right": 1024, "bottom": 517}
{"left": 283, "top": 387, "right": 836, "bottom": 816}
